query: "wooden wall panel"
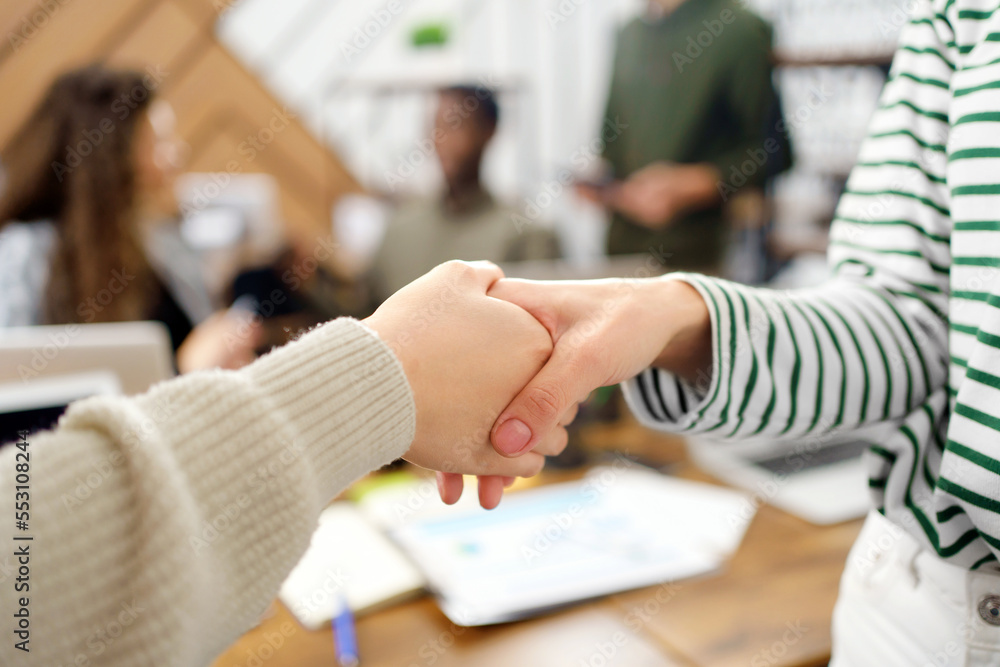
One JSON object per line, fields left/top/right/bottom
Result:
{"left": 168, "top": 0, "right": 219, "bottom": 27}
{"left": 107, "top": 0, "right": 202, "bottom": 74}
{"left": 0, "top": 0, "right": 149, "bottom": 147}
{"left": 0, "top": 0, "right": 361, "bottom": 243}
{"left": 0, "top": 0, "right": 69, "bottom": 63}
{"left": 169, "top": 42, "right": 360, "bottom": 195}
{"left": 184, "top": 118, "right": 334, "bottom": 241}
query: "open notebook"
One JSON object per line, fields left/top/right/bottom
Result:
{"left": 280, "top": 466, "right": 755, "bottom": 628}
{"left": 366, "top": 466, "right": 755, "bottom": 627}
{"left": 278, "top": 503, "right": 426, "bottom": 630}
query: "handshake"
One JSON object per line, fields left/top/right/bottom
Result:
{"left": 363, "top": 260, "right": 712, "bottom": 509}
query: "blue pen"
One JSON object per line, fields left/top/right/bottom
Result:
{"left": 333, "top": 595, "right": 359, "bottom": 667}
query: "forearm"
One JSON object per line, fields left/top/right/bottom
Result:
{"left": 0, "top": 319, "right": 415, "bottom": 667}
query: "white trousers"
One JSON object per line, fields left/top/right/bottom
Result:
{"left": 831, "top": 511, "right": 1000, "bottom": 667}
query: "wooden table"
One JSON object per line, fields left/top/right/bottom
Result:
{"left": 212, "top": 427, "right": 863, "bottom": 667}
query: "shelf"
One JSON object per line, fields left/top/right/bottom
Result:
{"left": 773, "top": 52, "right": 895, "bottom": 68}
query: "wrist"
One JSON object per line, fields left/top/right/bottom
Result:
{"left": 362, "top": 313, "right": 414, "bottom": 390}
{"left": 242, "top": 318, "right": 416, "bottom": 499}
{"left": 649, "top": 279, "right": 712, "bottom": 384}
{"left": 361, "top": 311, "right": 428, "bottom": 452}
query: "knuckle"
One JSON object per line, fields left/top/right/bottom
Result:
{"left": 443, "top": 259, "right": 472, "bottom": 278}
{"left": 525, "top": 383, "right": 566, "bottom": 422}
{"left": 535, "top": 427, "right": 569, "bottom": 457}
{"left": 431, "top": 260, "right": 462, "bottom": 282}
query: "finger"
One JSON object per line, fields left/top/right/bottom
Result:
{"left": 478, "top": 476, "right": 505, "bottom": 510}
{"left": 601, "top": 182, "right": 624, "bottom": 207}
{"left": 437, "top": 472, "right": 464, "bottom": 505}
{"left": 248, "top": 320, "right": 265, "bottom": 346}
{"left": 532, "top": 426, "right": 569, "bottom": 458}
{"left": 609, "top": 191, "right": 641, "bottom": 221}
{"left": 481, "top": 450, "right": 546, "bottom": 479}
{"left": 486, "top": 279, "right": 557, "bottom": 330}
{"left": 559, "top": 402, "right": 580, "bottom": 427}
{"left": 574, "top": 183, "right": 599, "bottom": 203}
{"left": 502, "top": 476, "right": 516, "bottom": 488}
{"left": 491, "top": 343, "right": 595, "bottom": 457}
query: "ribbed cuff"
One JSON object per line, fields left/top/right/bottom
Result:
{"left": 242, "top": 318, "right": 416, "bottom": 501}
{"left": 622, "top": 367, "right": 706, "bottom": 430}
{"left": 64, "top": 318, "right": 417, "bottom": 508}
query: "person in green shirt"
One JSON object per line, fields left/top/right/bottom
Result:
{"left": 583, "top": 0, "right": 777, "bottom": 272}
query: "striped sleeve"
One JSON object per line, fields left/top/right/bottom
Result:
{"left": 623, "top": 1, "right": 952, "bottom": 442}
{"left": 930, "top": 0, "right": 1000, "bottom": 569}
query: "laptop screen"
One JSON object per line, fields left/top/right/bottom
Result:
{"left": 0, "top": 403, "right": 71, "bottom": 447}
{"left": 0, "top": 371, "right": 121, "bottom": 448}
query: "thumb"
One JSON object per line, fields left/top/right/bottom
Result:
{"left": 487, "top": 279, "right": 554, "bottom": 329}
{"left": 492, "top": 343, "right": 591, "bottom": 457}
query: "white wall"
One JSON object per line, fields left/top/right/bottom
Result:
{"left": 217, "top": 0, "right": 910, "bottom": 263}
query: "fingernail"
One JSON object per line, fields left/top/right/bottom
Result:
{"left": 495, "top": 419, "right": 532, "bottom": 456}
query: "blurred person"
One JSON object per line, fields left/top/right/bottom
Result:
{"left": 0, "top": 65, "right": 258, "bottom": 372}
{"left": 139, "top": 102, "right": 340, "bottom": 353}
{"left": 582, "top": 0, "right": 777, "bottom": 272}
{"left": 133, "top": 98, "right": 218, "bottom": 328}
{"left": 370, "top": 85, "right": 560, "bottom": 300}
{"left": 0, "top": 261, "right": 574, "bottom": 667}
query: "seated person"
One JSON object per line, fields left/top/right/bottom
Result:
{"left": 0, "top": 65, "right": 258, "bottom": 372}
{"left": 370, "top": 85, "right": 560, "bottom": 300}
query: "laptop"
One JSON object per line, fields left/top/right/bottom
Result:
{"left": 0, "top": 321, "right": 174, "bottom": 396}
{"left": 0, "top": 371, "right": 122, "bottom": 445}
{"left": 687, "top": 423, "right": 893, "bottom": 525}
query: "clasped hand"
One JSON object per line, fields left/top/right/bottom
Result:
{"left": 365, "top": 261, "right": 710, "bottom": 509}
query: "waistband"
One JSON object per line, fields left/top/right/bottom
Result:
{"left": 852, "top": 510, "right": 1000, "bottom": 653}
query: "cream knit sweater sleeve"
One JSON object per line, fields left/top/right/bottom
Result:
{"left": 0, "top": 318, "right": 416, "bottom": 666}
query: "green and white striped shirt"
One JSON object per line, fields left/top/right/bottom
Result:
{"left": 624, "top": 0, "right": 1000, "bottom": 571}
